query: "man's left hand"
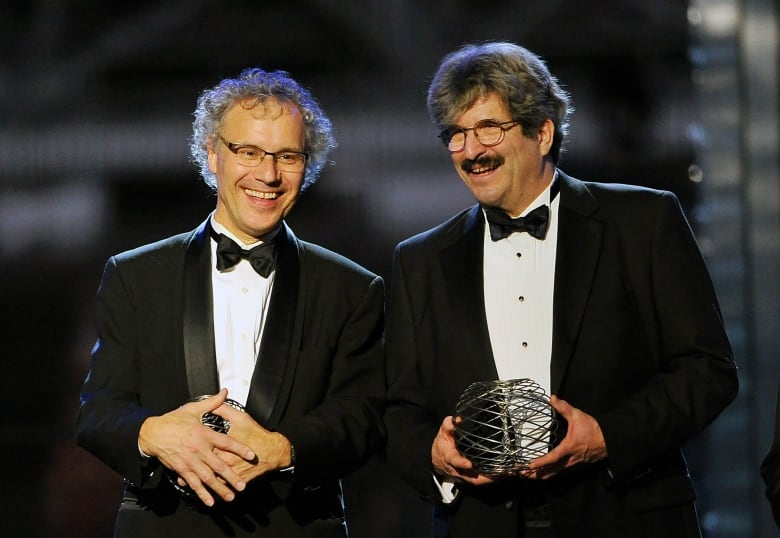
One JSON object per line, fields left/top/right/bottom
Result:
{"left": 525, "top": 395, "right": 607, "bottom": 479}
{"left": 212, "top": 403, "right": 293, "bottom": 483}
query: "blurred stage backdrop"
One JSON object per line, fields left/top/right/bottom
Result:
{"left": 1, "top": 1, "right": 778, "bottom": 536}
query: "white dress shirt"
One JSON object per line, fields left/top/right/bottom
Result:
{"left": 483, "top": 175, "right": 559, "bottom": 393}
{"left": 434, "top": 174, "right": 560, "bottom": 503}
{"left": 209, "top": 216, "right": 276, "bottom": 406}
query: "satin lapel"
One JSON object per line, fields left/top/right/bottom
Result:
{"left": 440, "top": 206, "right": 499, "bottom": 381}
{"left": 245, "top": 224, "right": 300, "bottom": 426}
{"left": 182, "top": 220, "right": 220, "bottom": 397}
{"left": 550, "top": 175, "right": 603, "bottom": 394}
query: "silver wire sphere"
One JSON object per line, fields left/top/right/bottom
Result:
{"left": 454, "top": 378, "right": 558, "bottom": 475}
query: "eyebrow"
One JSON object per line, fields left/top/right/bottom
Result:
{"left": 225, "top": 139, "right": 306, "bottom": 153}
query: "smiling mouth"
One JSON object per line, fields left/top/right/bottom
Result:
{"left": 245, "top": 188, "right": 278, "bottom": 200}
{"left": 470, "top": 163, "right": 498, "bottom": 175}
{"left": 462, "top": 156, "right": 502, "bottom": 175}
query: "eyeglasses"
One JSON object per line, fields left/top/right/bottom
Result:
{"left": 439, "top": 119, "right": 521, "bottom": 153}
{"left": 218, "top": 136, "right": 308, "bottom": 173}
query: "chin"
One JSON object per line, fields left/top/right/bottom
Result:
{"left": 472, "top": 190, "right": 504, "bottom": 208}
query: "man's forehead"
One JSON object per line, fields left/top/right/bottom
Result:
{"left": 454, "top": 93, "right": 509, "bottom": 122}
{"left": 228, "top": 97, "right": 301, "bottom": 122}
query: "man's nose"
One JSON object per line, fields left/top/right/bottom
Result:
{"left": 461, "top": 131, "right": 488, "bottom": 158}
{"left": 252, "top": 154, "right": 279, "bottom": 182}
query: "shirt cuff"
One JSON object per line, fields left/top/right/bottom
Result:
{"left": 432, "top": 473, "right": 459, "bottom": 504}
{"left": 138, "top": 441, "right": 152, "bottom": 461}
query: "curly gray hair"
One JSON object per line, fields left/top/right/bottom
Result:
{"left": 190, "top": 68, "right": 337, "bottom": 191}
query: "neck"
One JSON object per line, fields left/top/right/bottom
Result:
{"left": 505, "top": 165, "right": 556, "bottom": 217}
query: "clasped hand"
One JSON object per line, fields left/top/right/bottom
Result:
{"left": 138, "top": 388, "right": 292, "bottom": 506}
{"left": 431, "top": 395, "right": 607, "bottom": 486}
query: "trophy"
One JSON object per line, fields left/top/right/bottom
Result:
{"left": 453, "top": 378, "right": 558, "bottom": 475}
{"left": 166, "top": 395, "right": 246, "bottom": 498}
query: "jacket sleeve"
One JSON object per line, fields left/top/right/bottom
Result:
{"left": 594, "top": 191, "right": 739, "bottom": 484}
{"left": 382, "top": 245, "right": 442, "bottom": 500}
{"left": 74, "top": 257, "right": 160, "bottom": 488}
{"left": 761, "top": 379, "right": 780, "bottom": 528}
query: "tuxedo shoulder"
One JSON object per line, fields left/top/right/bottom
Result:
{"left": 580, "top": 179, "right": 677, "bottom": 203}
{"left": 573, "top": 178, "right": 682, "bottom": 216}
{"left": 396, "top": 206, "right": 475, "bottom": 252}
{"left": 298, "top": 240, "right": 380, "bottom": 282}
{"left": 110, "top": 229, "right": 194, "bottom": 265}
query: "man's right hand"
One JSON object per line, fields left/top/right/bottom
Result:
{"left": 138, "top": 389, "right": 256, "bottom": 506}
{"left": 431, "top": 415, "right": 495, "bottom": 486}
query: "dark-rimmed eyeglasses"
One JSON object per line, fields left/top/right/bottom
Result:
{"left": 218, "top": 136, "right": 308, "bottom": 173}
{"left": 439, "top": 119, "right": 521, "bottom": 153}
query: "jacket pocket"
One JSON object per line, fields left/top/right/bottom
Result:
{"left": 624, "top": 472, "right": 696, "bottom": 512}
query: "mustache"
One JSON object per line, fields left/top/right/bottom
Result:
{"left": 460, "top": 155, "right": 504, "bottom": 173}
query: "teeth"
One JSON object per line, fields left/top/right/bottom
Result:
{"left": 472, "top": 165, "right": 494, "bottom": 174}
{"left": 245, "top": 188, "right": 278, "bottom": 199}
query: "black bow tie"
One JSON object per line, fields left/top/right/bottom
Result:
{"left": 210, "top": 228, "right": 276, "bottom": 277}
{"left": 483, "top": 204, "right": 550, "bottom": 241}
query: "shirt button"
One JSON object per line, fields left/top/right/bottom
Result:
{"left": 522, "top": 342, "right": 528, "bottom": 348}
{"left": 518, "top": 296, "right": 525, "bottom": 302}
{"left": 242, "top": 287, "right": 248, "bottom": 293}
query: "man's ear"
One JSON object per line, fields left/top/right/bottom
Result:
{"left": 207, "top": 141, "right": 218, "bottom": 174}
{"left": 537, "top": 118, "right": 555, "bottom": 157}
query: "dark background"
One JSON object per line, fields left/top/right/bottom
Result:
{"left": 1, "top": 1, "right": 777, "bottom": 536}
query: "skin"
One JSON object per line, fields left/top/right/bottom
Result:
{"left": 209, "top": 98, "right": 306, "bottom": 243}
{"left": 450, "top": 93, "right": 555, "bottom": 217}
{"left": 139, "top": 390, "right": 255, "bottom": 506}
{"left": 430, "top": 92, "right": 608, "bottom": 486}
{"left": 211, "top": 402, "right": 293, "bottom": 483}
{"left": 138, "top": 98, "right": 300, "bottom": 505}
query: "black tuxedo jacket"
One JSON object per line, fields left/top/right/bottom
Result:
{"left": 76, "top": 219, "right": 385, "bottom": 538}
{"left": 761, "top": 378, "right": 780, "bottom": 527}
{"left": 384, "top": 172, "right": 738, "bottom": 537}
